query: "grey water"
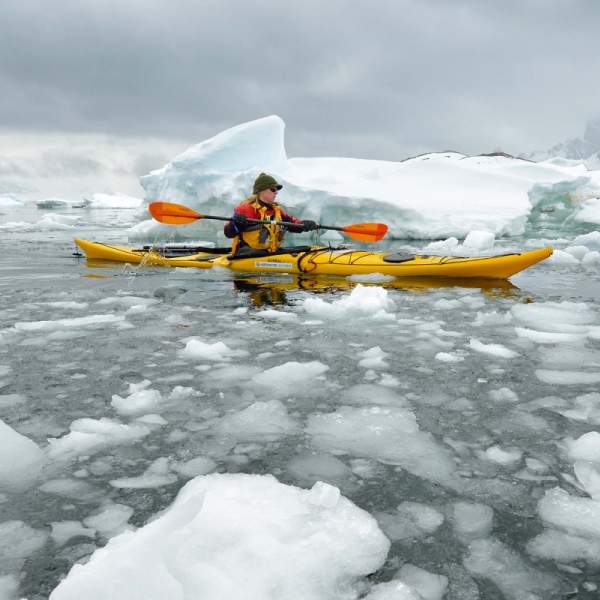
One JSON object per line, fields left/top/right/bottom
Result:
{"left": 1, "top": 204, "right": 600, "bottom": 599}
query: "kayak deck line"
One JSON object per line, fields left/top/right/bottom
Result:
{"left": 74, "top": 239, "right": 553, "bottom": 280}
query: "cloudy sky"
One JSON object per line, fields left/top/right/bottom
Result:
{"left": 1, "top": 0, "right": 599, "bottom": 197}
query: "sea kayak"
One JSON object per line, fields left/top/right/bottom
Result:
{"left": 74, "top": 239, "right": 552, "bottom": 279}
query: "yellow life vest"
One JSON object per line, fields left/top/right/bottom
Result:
{"left": 231, "top": 197, "right": 284, "bottom": 254}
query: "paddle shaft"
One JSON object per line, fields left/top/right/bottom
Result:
{"left": 162, "top": 211, "right": 337, "bottom": 231}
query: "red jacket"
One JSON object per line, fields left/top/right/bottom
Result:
{"left": 224, "top": 199, "right": 303, "bottom": 238}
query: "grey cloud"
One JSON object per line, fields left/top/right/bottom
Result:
{"left": 1, "top": 0, "right": 599, "bottom": 159}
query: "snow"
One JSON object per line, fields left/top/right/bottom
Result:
{"left": 302, "top": 285, "right": 396, "bottom": 320}
{"left": 138, "top": 115, "right": 600, "bottom": 240}
{"left": 0, "top": 194, "right": 23, "bottom": 208}
{"left": 0, "top": 420, "right": 45, "bottom": 492}
{"left": 565, "top": 431, "right": 600, "bottom": 463}
{"left": 50, "top": 474, "right": 390, "bottom": 600}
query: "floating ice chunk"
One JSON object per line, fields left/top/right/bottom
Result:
{"left": 97, "top": 296, "right": 158, "bottom": 309}
{"left": 111, "top": 457, "right": 177, "bottom": 489}
{"left": 13, "top": 314, "right": 126, "bottom": 332}
{"left": 574, "top": 461, "right": 600, "bottom": 500}
{"left": 527, "top": 528, "right": 600, "bottom": 565}
{"left": 362, "top": 580, "right": 422, "bottom": 600}
{"left": 216, "top": 400, "right": 299, "bottom": 442}
{"left": 172, "top": 457, "right": 217, "bottom": 479}
{"left": 473, "top": 310, "right": 512, "bottom": 327}
{"left": 537, "top": 487, "right": 600, "bottom": 540}
{"left": 47, "top": 417, "right": 151, "bottom": 460}
{"left": 463, "top": 537, "right": 557, "bottom": 600}
{"left": 255, "top": 309, "right": 298, "bottom": 322}
{"left": 168, "top": 385, "right": 198, "bottom": 401}
{"left": 546, "top": 249, "right": 580, "bottom": 265}
{"left": 287, "top": 453, "right": 352, "bottom": 487}
{"left": 50, "top": 474, "right": 390, "bottom": 600}
{"left": 252, "top": 360, "right": 329, "bottom": 392}
{"left": 83, "top": 503, "right": 134, "bottom": 539}
{"left": 434, "top": 351, "right": 464, "bottom": 363}
{"left": 39, "top": 478, "right": 103, "bottom": 502}
{"left": 433, "top": 298, "right": 462, "bottom": 310}
{"left": 482, "top": 445, "right": 523, "bottom": 466}
{"left": 536, "top": 369, "right": 600, "bottom": 385}
{"left": 511, "top": 300, "right": 596, "bottom": 329}
{"left": 50, "top": 521, "right": 96, "bottom": 547}
{"left": 556, "top": 392, "right": 600, "bottom": 424}
{"left": 451, "top": 501, "right": 494, "bottom": 540}
{"left": 111, "top": 386, "right": 164, "bottom": 417}
{"left": 0, "top": 365, "right": 11, "bottom": 377}
{"left": 565, "top": 431, "right": 600, "bottom": 463}
{"left": 0, "top": 520, "right": 48, "bottom": 572}
{"left": 307, "top": 405, "right": 457, "bottom": 486}
{"left": 45, "top": 301, "right": 89, "bottom": 310}
{"left": 0, "top": 419, "right": 44, "bottom": 491}
{"left": 346, "top": 273, "right": 396, "bottom": 283}
{"left": 179, "top": 338, "right": 247, "bottom": 362}
{"left": 376, "top": 502, "right": 444, "bottom": 541}
{"left": 468, "top": 338, "right": 519, "bottom": 358}
{"left": 489, "top": 387, "right": 519, "bottom": 403}
{"left": 515, "top": 327, "right": 586, "bottom": 344}
{"left": 302, "top": 285, "right": 396, "bottom": 321}
{"left": 398, "top": 564, "right": 449, "bottom": 600}
{"left": 358, "top": 346, "right": 389, "bottom": 369}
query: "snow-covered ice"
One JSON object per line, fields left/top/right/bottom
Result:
{"left": 50, "top": 474, "right": 390, "bottom": 600}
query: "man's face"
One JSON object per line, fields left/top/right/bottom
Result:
{"left": 258, "top": 187, "right": 279, "bottom": 204}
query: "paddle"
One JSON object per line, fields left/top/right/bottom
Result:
{"left": 148, "top": 201, "right": 388, "bottom": 243}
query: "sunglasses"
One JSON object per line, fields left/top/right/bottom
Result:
{"left": 269, "top": 187, "right": 280, "bottom": 193}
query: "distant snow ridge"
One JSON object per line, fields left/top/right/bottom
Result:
{"left": 50, "top": 474, "right": 390, "bottom": 600}
{"left": 138, "top": 115, "right": 600, "bottom": 240}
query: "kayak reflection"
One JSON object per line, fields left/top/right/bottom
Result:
{"left": 233, "top": 274, "right": 518, "bottom": 307}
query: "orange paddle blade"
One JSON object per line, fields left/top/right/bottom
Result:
{"left": 341, "top": 223, "right": 388, "bottom": 242}
{"left": 149, "top": 201, "right": 202, "bottom": 225}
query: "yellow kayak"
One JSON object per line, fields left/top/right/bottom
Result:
{"left": 74, "top": 239, "right": 552, "bottom": 279}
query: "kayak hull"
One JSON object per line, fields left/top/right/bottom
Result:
{"left": 74, "top": 239, "right": 553, "bottom": 279}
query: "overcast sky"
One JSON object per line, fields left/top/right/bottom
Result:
{"left": 1, "top": 0, "right": 599, "bottom": 196}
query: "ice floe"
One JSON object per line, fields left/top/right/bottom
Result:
{"left": 50, "top": 474, "right": 390, "bottom": 600}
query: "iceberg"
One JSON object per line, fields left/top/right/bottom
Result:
{"left": 138, "top": 115, "right": 600, "bottom": 240}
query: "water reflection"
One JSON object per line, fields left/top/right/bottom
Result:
{"left": 233, "top": 274, "right": 518, "bottom": 307}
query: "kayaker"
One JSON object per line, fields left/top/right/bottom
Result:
{"left": 224, "top": 172, "right": 318, "bottom": 254}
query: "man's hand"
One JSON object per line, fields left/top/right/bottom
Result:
{"left": 302, "top": 219, "right": 319, "bottom": 232}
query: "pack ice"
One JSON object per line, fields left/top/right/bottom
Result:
{"left": 138, "top": 115, "right": 600, "bottom": 240}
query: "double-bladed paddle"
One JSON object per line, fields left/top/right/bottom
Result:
{"left": 148, "top": 201, "right": 388, "bottom": 243}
